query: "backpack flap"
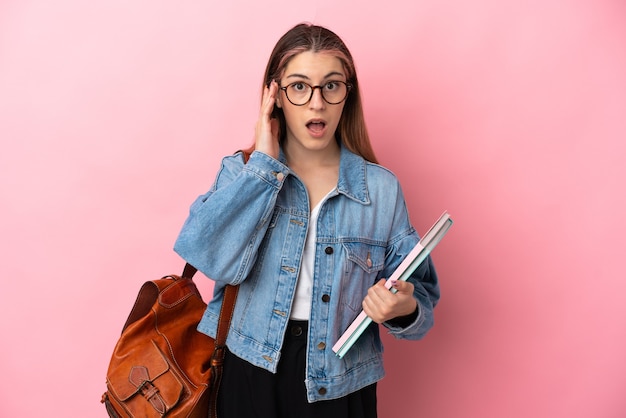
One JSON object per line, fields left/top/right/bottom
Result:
{"left": 106, "top": 340, "right": 184, "bottom": 415}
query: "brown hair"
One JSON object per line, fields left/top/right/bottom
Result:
{"left": 245, "top": 23, "right": 378, "bottom": 164}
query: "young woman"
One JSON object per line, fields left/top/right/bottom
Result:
{"left": 174, "top": 23, "right": 440, "bottom": 418}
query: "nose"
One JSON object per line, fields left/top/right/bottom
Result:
{"left": 308, "top": 86, "right": 326, "bottom": 109}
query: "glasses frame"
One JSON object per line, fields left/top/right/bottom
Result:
{"left": 279, "top": 81, "right": 352, "bottom": 106}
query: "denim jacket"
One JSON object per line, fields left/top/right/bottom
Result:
{"left": 174, "top": 145, "right": 440, "bottom": 402}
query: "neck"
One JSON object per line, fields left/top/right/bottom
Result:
{"left": 284, "top": 140, "right": 341, "bottom": 170}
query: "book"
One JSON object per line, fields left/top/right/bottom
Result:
{"left": 332, "top": 211, "right": 453, "bottom": 358}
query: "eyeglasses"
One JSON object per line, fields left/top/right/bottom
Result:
{"left": 279, "top": 81, "right": 352, "bottom": 106}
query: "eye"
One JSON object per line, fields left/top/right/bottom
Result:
{"left": 291, "top": 82, "right": 307, "bottom": 92}
{"left": 324, "top": 81, "right": 339, "bottom": 91}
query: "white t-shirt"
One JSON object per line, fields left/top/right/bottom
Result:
{"left": 290, "top": 190, "right": 334, "bottom": 320}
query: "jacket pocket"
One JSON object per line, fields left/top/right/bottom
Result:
{"left": 343, "top": 242, "right": 385, "bottom": 273}
{"left": 340, "top": 242, "right": 386, "bottom": 312}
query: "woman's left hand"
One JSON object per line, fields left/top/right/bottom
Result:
{"left": 362, "top": 279, "right": 418, "bottom": 324}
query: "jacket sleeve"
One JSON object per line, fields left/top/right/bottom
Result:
{"left": 384, "top": 253, "right": 440, "bottom": 340}
{"left": 380, "top": 183, "right": 441, "bottom": 340}
{"left": 173, "top": 151, "right": 289, "bottom": 285}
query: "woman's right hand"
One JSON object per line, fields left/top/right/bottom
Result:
{"left": 255, "top": 80, "right": 280, "bottom": 159}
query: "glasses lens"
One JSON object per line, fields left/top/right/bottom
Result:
{"left": 286, "top": 83, "right": 312, "bottom": 105}
{"left": 322, "top": 81, "right": 348, "bottom": 104}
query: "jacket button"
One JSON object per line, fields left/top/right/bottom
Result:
{"left": 321, "top": 294, "right": 330, "bottom": 303}
{"left": 276, "top": 172, "right": 284, "bottom": 181}
{"left": 317, "top": 342, "right": 326, "bottom": 350}
{"left": 318, "top": 387, "right": 327, "bottom": 395}
{"left": 324, "top": 246, "right": 333, "bottom": 254}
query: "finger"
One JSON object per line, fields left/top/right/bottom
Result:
{"left": 264, "top": 79, "right": 276, "bottom": 93}
{"left": 362, "top": 295, "right": 384, "bottom": 324}
{"left": 259, "top": 83, "right": 273, "bottom": 117}
{"left": 364, "top": 280, "right": 392, "bottom": 311}
{"left": 270, "top": 117, "right": 279, "bottom": 138}
{"left": 370, "top": 279, "right": 391, "bottom": 301}
{"left": 363, "top": 285, "right": 393, "bottom": 324}
{"left": 363, "top": 280, "right": 384, "bottom": 306}
{"left": 391, "top": 279, "right": 415, "bottom": 295}
{"left": 264, "top": 81, "right": 278, "bottom": 114}
{"left": 257, "top": 83, "right": 276, "bottom": 130}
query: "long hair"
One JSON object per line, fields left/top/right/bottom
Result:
{"left": 246, "top": 23, "right": 378, "bottom": 164}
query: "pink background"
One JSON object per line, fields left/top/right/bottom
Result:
{"left": 1, "top": 1, "right": 625, "bottom": 417}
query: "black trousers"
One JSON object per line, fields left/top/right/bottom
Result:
{"left": 217, "top": 320, "right": 377, "bottom": 418}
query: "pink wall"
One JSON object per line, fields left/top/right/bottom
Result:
{"left": 1, "top": 1, "right": 625, "bottom": 417}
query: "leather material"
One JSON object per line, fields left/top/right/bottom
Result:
{"left": 102, "top": 265, "right": 238, "bottom": 418}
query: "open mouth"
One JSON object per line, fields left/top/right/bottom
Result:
{"left": 306, "top": 120, "right": 327, "bottom": 135}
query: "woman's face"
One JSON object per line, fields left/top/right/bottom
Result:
{"left": 277, "top": 51, "right": 347, "bottom": 153}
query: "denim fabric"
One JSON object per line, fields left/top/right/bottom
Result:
{"left": 174, "top": 145, "right": 439, "bottom": 402}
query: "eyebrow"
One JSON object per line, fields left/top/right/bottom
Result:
{"left": 285, "top": 71, "right": 345, "bottom": 81}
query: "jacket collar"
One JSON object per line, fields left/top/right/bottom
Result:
{"left": 278, "top": 144, "right": 370, "bottom": 205}
{"left": 336, "top": 145, "right": 371, "bottom": 205}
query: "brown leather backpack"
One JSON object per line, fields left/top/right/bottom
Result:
{"left": 101, "top": 264, "right": 237, "bottom": 418}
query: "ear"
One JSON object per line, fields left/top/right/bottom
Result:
{"left": 275, "top": 95, "right": 282, "bottom": 108}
